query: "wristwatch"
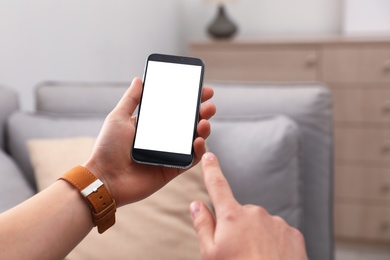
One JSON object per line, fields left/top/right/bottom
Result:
{"left": 60, "top": 166, "right": 116, "bottom": 233}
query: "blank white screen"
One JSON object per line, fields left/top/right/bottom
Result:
{"left": 134, "top": 61, "right": 202, "bottom": 155}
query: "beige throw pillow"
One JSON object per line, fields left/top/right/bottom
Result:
{"left": 27, "top": 137, "right": 96, "bottom": 190}
{"left": 27, "top": 137, "right": 210, "bottom": 260}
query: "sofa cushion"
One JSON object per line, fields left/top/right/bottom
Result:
{"left": 27, "top": 137, "right": 96, "bottom": 190}
{"left": 207, "top": 115, "right": 301, "bottom": 228}
{"left": 26, "top": 137, "right": 210, "bottom": 260}
{"left": 7, "top": 112, "right": 104, "bottom": 188}
{"left": 35, "top": 82, "right": 128, "bottom": 116}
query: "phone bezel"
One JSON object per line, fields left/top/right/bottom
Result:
{"left": 131, "top": 53, "right": 205, "bottom": 168}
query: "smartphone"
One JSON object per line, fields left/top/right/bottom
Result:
{"left": 131, "top": 53, "right": 205, "bottom": 168}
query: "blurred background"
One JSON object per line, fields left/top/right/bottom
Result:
{"left": 1, "top": 1, "right": 390, "bottom": 259}
{"left": 0, "top": 0, "right": 342, "bottom": 111}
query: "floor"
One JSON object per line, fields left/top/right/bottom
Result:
{"left": 335, "top": 241, "right": 390, "bottom": 260}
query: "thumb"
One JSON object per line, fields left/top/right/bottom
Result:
{"left": 130, "top": 115, "right": 137, "bottom": 126}
{"left": 190, "top": 201, "right": 215, "bottom": 254}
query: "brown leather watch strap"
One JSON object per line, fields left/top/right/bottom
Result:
{"left": 60, "top": 166, "right": 116, "bottom": 233}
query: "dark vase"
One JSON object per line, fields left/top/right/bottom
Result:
{"left": 207, "top": 5, "right": 237, "bottom": 40}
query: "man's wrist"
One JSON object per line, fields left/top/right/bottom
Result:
{"left": 82, "top": 162, "right": 114, "bottom": 198}
{"left": 59, "top": 166, "right": 117, "bottom": 233}
{"left": 59, "top": 179, "right": 95, "bottom": 228}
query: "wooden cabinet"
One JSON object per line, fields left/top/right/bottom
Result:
{"left": 323, "top": 47, "right": 390, "bottom": 82}
{"left": 190, "top": 37, "right": 390, "bottom": 243}
{"left": 194, "top": 44, "right": 319, "bottom": 81}
{"left": 334, "top": 203, "right": 390, "bottom": 241}
{"left": 334, "top": 127, "right": 390, "bottom": 163}
{"left": 334, "top": 165, "right": 390, "bottom": 202}
{"left": 331, "top": 86, "right": 390, "bottom": 123}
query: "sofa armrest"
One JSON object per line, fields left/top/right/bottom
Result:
{"left": 0, "top": 150, "right": 35, "bottom": 213}
{"left": 0, "top": 86, "right": 19, "bottom": 150}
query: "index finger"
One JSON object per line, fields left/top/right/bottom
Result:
{"left": 201, "top": 86, "right": 214, "bottom": 103}
{"left": 201, "top": 152, "right": 239, "bottom": 216}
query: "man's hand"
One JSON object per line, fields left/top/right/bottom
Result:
{"left": 84, "top": 77, "right": 216, "bottom": 207}
{"left": 190, "top": 152, "right": 308, "bottom": 260}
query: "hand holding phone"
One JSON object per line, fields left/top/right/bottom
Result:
{"left": 132, "top": 54, "right": 205, "bottom": 168}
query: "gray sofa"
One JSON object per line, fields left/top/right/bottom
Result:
{"left": 0, "top": 81, "right": 334, "bottom": 260}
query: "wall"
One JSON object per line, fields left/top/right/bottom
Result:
{"left": 0, "top": 0, "right": 342, "bottom": 110}
{"left": 343, "top": 0, "right": 390, "bottom": 35}
{"left": 0, "top": 0, "right": 180, "bottom": 110}
{"left": 178, "top": 0, "right": 342, "bottom": 52}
